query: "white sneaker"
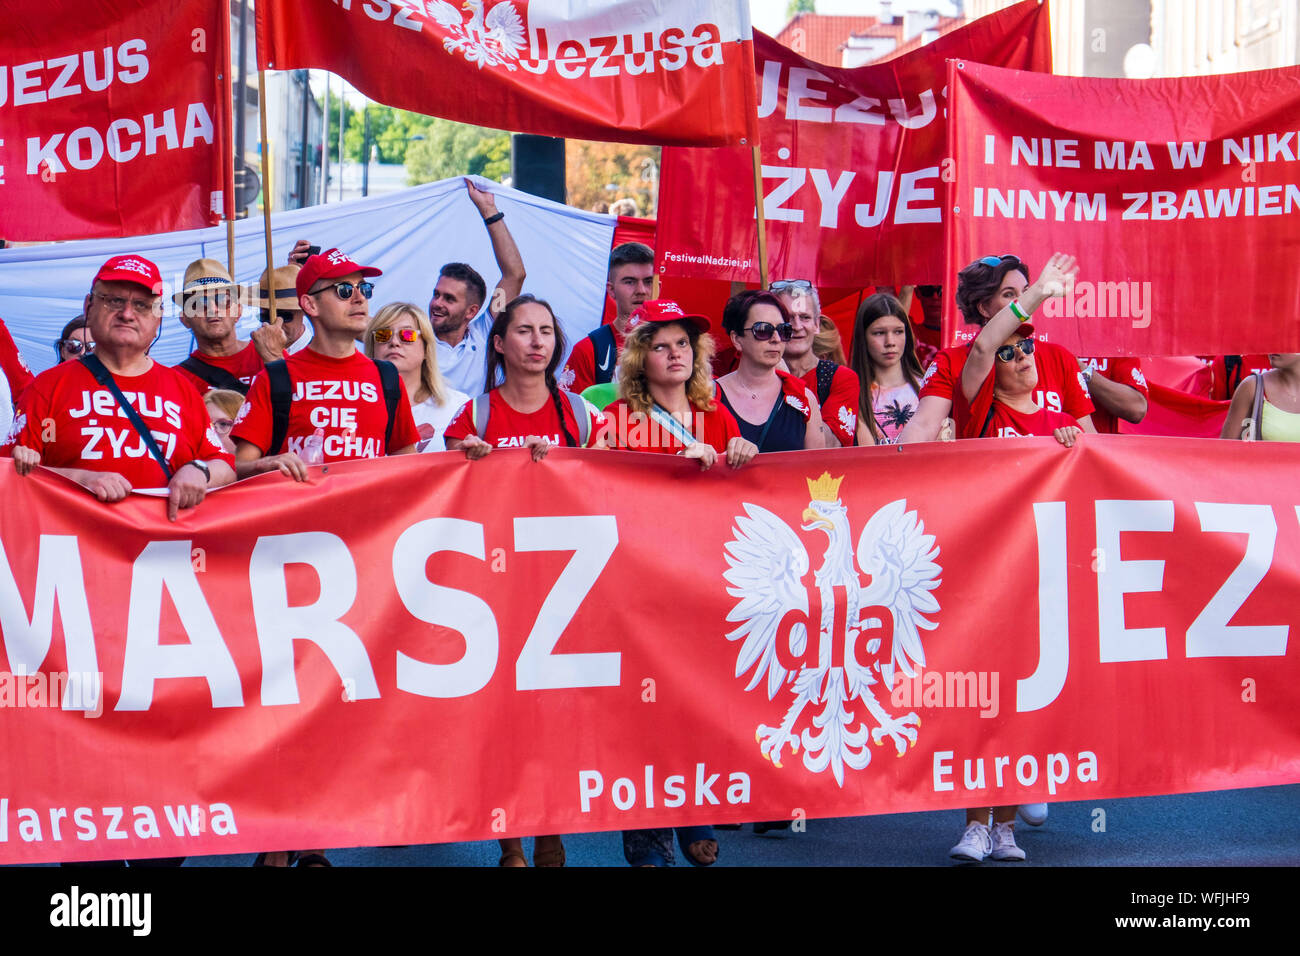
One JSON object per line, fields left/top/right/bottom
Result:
{"left": 949, "top": 822, "right": 992, "bottom": 862}
{"left": 1018, "top": 803, "right": 1049, "bottom": 826}
{"left": 990, "top": 822, "right": 1026, "bottom": 861}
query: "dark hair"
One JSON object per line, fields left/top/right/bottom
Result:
{"left": 721, "top": 290, "right": 791, "bottom": 337}
{"left": 59, "top": 315, "right": 89, "bottom": 340}
{"left": 849, "top": 293, "right": 925, "bottom": 442}
{"left": 608, "top": 242, "right": 654, "bottom": 272}
{"left": 439, "top": 262, "right": 487, "bottom": 310}
{"left": 955, "top": 255, "right": 1030, "bottom": 326}
{"left": 484, "top": 294, "right": 575, "bottom": 447}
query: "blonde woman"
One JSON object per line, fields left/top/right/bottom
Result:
{"left": 366, "top": 302, "right": 468, "bottom": 452}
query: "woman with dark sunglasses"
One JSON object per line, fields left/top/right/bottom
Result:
{"left": 55, "top": 316, "right": 93, "bottom": 363}
{"left": 716, "top": 290, "right": 825, "bottom": 452}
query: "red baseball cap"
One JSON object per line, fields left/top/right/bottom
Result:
{"left": 295, "top": 248, "right": 382, "bottom": 298}
{"left": 93, "top": 255, "right": 163, "bottom": 295}
{"left": 628, "top": 299, "right": 710, "bottom": 334}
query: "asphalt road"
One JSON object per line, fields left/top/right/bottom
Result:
{"left": 174, "top": 783, "right": 1299, "bottom": 867}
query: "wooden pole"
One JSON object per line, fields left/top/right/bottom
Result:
{"left": 257, "top": 69, "right": 277, "bottom": 323}
{"left": 750, "top": 145, "right": 770, "bottom": 289}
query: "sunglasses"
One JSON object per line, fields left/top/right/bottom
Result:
{"left": 742, "top": 321, "right": 794, "bottom": 342}
{"left": 916, "top": 285, "right": 942, "bottom": 297}
{"left": 311, "top": 280, "right": 374, "bottom": 300}
{"left": 995, "top": 339, "right": 1036, "bottom": 363}
{"left": 59, "top": 338, "right": 94, "bottom": 355}
{"left": 259, "top": 308, "right": 304, "bottom": 324}
{"left": 372, "top": 327, "right": 419, "bottom": 344}
{"left": 979, "top": 254, "right": 1023, "bottom": 268}
{"left": 770, "top": 279, "right": 814, "bottom": 294}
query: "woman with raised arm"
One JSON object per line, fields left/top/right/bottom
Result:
{"left": 366, "top": 303, "right": 468, "bottom": 452}
{"left": 715, "top": 290, "right": 826, "bottom": 453}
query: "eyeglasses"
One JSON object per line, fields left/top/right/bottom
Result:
{"left": 978, "top": 254, "right": 1023, "bottom": 268}
{"left": 92, "top": 292, "right": 159, "bottom": 316}
{"left": 916, "top": 285, "right": 942, "bottom": 297}
{"left": 310, "top": 280, "right": 374, "bottom": 300}
{"left": 188, "top": 290, "right": 236, "bottom": 312}
{"left": 741, "top": 321, "right": 794, "bottom": 342}
{"left": 770, "top": 279, "right": 814, "bottom": 294}
{"left": 372, "top": 327, "right": 419, "bottom": 344}
{"left": 995, "top": 339, "right": 1036, "bottom": 363}
{"left": 259, "top": 308, "right": 304, "bottom": 324}
{"left": 210, "top": 418, "right": 235, "bottom": 433}
{"left": 58, "top": 338, "right": 93, "bottom": 355}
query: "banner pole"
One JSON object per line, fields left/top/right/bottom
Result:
{"left": 257, "top": 69, "right": 277, "bottom": 323}
{"left": 750, "top": 145, "right": 769, "bottom": 288}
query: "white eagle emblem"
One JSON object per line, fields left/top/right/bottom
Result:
{"left": 723, "top": 473, "right": 942, "bottom": 786}
{"left": 425, "top": 0, "right": 527, "bottom": 71}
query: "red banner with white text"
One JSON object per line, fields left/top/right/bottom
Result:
{"left": 944, "top": 60, "right": 1300, "bottom": 356}
{"left": 656, "top": 1, "right": 1051, "bottom": 286}
{"left": 256, "top": 0, "right": 757, "bottom": 148}
{"left": 1, "top": 440, "right": 1297, "bottom": 863}
{"left": 0, "top": 0, "right": 233, "bottom": 240}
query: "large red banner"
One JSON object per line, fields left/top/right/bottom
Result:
{"left": 945, "top": 60, "right": 1300, "bottom": 356}
{"left": 0, "top": 0, "right": 233, "bottom": 241}
{"left": 256, "top": 0, "right": 757, "bottom": 148}
{"left": 1, "top": 440, "right": 1297, "bottom": 863}
{"left": 656, "top": 1, "right": 1051, "bottom": 287}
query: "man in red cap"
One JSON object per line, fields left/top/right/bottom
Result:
{"left": 232, "top": 247, "right": 420, "bottom": 479}
{"left": 3, "top": 254, "right": 235, "bottom": 522}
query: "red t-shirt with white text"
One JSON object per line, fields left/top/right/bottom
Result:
{"left": 0, "top": 318, "right": 35, "bottom": 400}
{"left": 982, "top": 403, "right": 1079, "bottom": 439}
{"left": 2, "top": 359, "right": 232, "bottom": 487}
{"left": 1077, "top": 357, "right": 1149, "bottom": 434}
{"left": 174, "top": 342, "right": 265, "bottom": 394}
{"left": 603, "top": 398, "right": 740, "bottom": 454}
{"left": 231, "top": 349, "right": 419, "bottom": 460}
{"left": 444, "top": 389, "right": 605, "bottom": 448}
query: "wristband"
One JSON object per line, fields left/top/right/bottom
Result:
{"left": 1009, "top": 300, "right": 1030, "bottom": 322}
{"left": 483, "top": 212, "right": 505, "bottom": 226}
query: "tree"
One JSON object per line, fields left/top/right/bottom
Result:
{"left": 787, "top": 0, "right": 815, "bottom": 17}
{"left": 324, "top": 103, "right": 437, "bottom": 166}
{"left": 404, "top": 118, "right": 511, "bottom": 185}
{"left": 566, "top": 140, "right": 660, "bottom": 216}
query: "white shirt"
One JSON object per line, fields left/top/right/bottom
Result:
{"left": 411, "top": 387, "right": 470, "bottom": 453}
{"left": 435, "top": 309, "right": 492, "bottom": 396}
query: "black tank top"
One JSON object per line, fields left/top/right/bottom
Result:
{"left": 719, "top": 384, "right": 806, "bottom": 452}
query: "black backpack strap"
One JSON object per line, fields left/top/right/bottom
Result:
{"left": 375, "top": 359, "right": 401, "bottom": 452}
{"left": 815, "top": 359, "right": 836, "bottom": 407}
{"left": 179, "top": 355, "right": 251, "bottom": 395}
{"left": 266, "top": 359, "right": 292, "bottom": 456}
{"left": 79, "top": 354, "right": 173, "bottom": 482}
{"left": 587, "top": 324, "right": 619, "bottom": 385}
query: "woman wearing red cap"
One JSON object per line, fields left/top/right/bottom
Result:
{"left": 603, "top": 300, "right": 758, "bottom": 470}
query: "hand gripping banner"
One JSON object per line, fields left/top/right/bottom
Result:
{"left": 0, "top": 439, "right": 1297, "bottom": 862}
{"left": 0, "top": 0, "right": 234, "bottom": 240}
{"left": 944, "top": 59, "right": 1300, "bottom": 356}
{"left": 656, "top": 0, "right": 1051, "bottom": 287}
{"left": 256, "top": 0, "right": 758, "bottom": 148}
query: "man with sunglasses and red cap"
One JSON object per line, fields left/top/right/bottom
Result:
{"left": 4, "top": 254, "right": 235, "bottom": 524}
{"left": 899, "top": 253, "right": 1095, "bottom": 443}
{"left": 232, "top": 248, "right": 419, "bottom": 483}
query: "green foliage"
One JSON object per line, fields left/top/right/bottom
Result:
{"left": 787, "top": 0, "right": 815, "bottom": 17}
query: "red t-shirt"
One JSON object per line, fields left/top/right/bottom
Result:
{"left": 0, "top": 318, "right": 35, "bottom": 400}
{"left": 2, "top": 359, "right": 232, "bottom": 487}
{"left": 175, "top": 342, "right": 265, "bottom": 394}
{"left": 603, "top": 397, "right": 740, "bottom": 454}
{"left": 799, "top": 362, "right": 860, "bottom": 446}
{"left": 1077, "top": 356, "right": 1150, "bottom": 434}
{"left": 231, "top": 349, "right": 420, "bottom": 461}
{"left": 559, "top": 327, "right": 627, "bottom": 394}
{"left": 444, "top": 388, "right": 605, "bottom": 448}
{"left": 921, "top": 341, "right": 1094, "bottom": 438}
{"left": 983, "top": 403, "right": 1079, "bottom": 439}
